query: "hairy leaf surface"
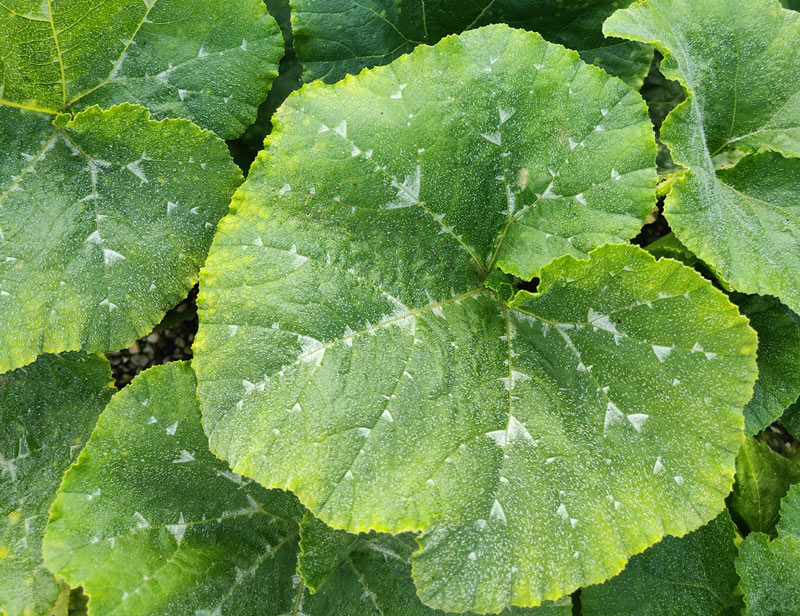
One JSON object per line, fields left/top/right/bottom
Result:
{"left": 777, "top": 483, "right": 800, "bottom": 540}
{"left": 728, "top": 438, "right": 800, "bottom": 536}
{"left": 290, "top": 0, "right": 654, "bottom": 87}
{"left": 298, "top": 514, "right": 571, "bottom": 615}
{"left": 605, "top": 0, "right": 800, "bottom": 313}
{"left": 194, "top": 30, "right": 755, "bottom": 610}
{"left": 0, "top": 104, "right": 241, "bottom": 373}
{"left": 0, "top": 0, "right": 282, "bottom": 138}
{"left": 736, "top": 533, "right": 800, "bottom": 616}
{"left": 581, "top": 510, "right": 741, "bottom": 616}
{"left": 0, "top": 352, "right": 113, "bottom": 616}
{"left": 43, "top": 362, "right": 305, "bottom": 616}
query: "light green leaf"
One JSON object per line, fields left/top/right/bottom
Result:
{"left": 728, "top": 438, "right": 800, "bottom": 536}
{"left": 644, "top": 232, "right": 698, "bottom": 269}
{"left": 0, "top": 0, "right": 283, "bottom": 139}
{"left": 290, "top": 0, "right": 654, "bottom": 87}
{"left": 43, "top": 362, "right": 305, "bottom": 616}
{"left": 196, "top": 47, "right": 755, "bottom": 598}
{"left": 735, "top": 533, "right": 800, "bottom": 616}
{"left": 731, "top": 294, "right": 800, "bottom": 435}
{"left": 605, "top": 0, "right": 800, "bottom": 313}
{"left": 0, "top": 352, "right": 114, "bottom": 616}
{"left": 0, "top": 103, "right": 241, "bottom": 374}
{"left": 297, "top": 514, "right": 571, "bottom": 615}
{"left": 581, "top": 510, "right": 741, "bottom": 616}
{"left": 777, "top": 483, "right": 800, "bottom": 540}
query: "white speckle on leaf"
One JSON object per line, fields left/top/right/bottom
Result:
{"left": 133, "top": 512, "right": 150, "bottom": 529}
{"left": 627, "top": 414, "right": 649, "bottom": 432}
{"left": 490, "top": 499, "right": 506, "bottom": 524}
{"left": 674, "top": 475, "right": 684, "bottom": 485}
{"left": 165, "top": 421, "right": 178, "bottom": 436}
{"left": 103, "top": 249, "right": 125, "bottom": 266}
{"left": 86, "top": 230, "right": 102, "bottom": 244}
{"left": 333, "top": 120, "right": 347, "bottom": 138}
{"left": 380, "top": 409, "right": 394, "bottom": 423}
{"left": 652, "top": 345, "right": 672, "bottom": 362}
{"left": 99, "top": 298, "right": 117, "bottom": 311}
{"left": 481, "top": 132, "right": 502, "bottom": 146}
{"left": 166, "top": 513, "right": 186, "bottom": 545}
{"left": 604, "top": 401, "right": 625, "bottom": 432}
{"left": 654, "top": 456, "right": 664, "bottom": 474}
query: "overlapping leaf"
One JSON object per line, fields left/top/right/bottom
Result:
{"left": 41, "top": 361, "right": 568, "bottom": 615}
{"left": 43, "top": 362, "right": 305, "bottom": 615}
{"left": 290, "top": 0, "right": 654, "bottom": 87}
{"left": 193, "top": 26, "right": 757, "bottom": 612}
{"left": 0, "top": 352, "right": 114, "bottom": 616}
{"left": 0, "top": 0, "right": 283, "bottom": 138}
{"left": 727, "top": 438, "right": 800, "bottom": 536}
{"left": 0, "top": 103, "right": 241, "bottom": 373}
{"left": 581, "top": 510, "right": 741, "bottom": 616}
{"left": 605, "top": 0, "right": 800, "bottom": 313}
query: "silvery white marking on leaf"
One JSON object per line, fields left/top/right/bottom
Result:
{"left": 568, "top": 138, "right": 579, "bottom": 150}
{"left": 390, "top": 83, "right": 407, "bottom": 99}
{"left": 99, "top": 298, "right": 117, "bottom": 311}
{"left": 333, "top": 120, "right": 347, "bottom": 138}
{"left": 147, "top": 416, "right": 157, "bottom": 424}
{"left": 653, "top": 456, "right": 664, "bottom": 474}
{"left": 468, "top": 551, "right": 478, "bottom": 561}
{"left": 381, "top": 409, "right": 394, "bottom": 422}
{"left": 240, "top": 39, "right": 248, "bottom": 51}
{"left": 672, "top": 378, "right": 681, "bottom": 386}
{"left": 652, "top": 345, "right": 672, "bottom": 362}
{"left": 601, "top": 108, "right": 609, "bottom": 116}
{"left": 165, "top": 421, "right": 178, "bottom": 436}
{"left": 90, "top": 536, "right": 99, "bottom": 544}
{"left": 292, "top": 403, "right": 302, "bottom": 413}
{"left": 507, "top": 416, "right": 534, "bottom": 443}
{"left": 166, "top": 513, "right": 186, "bottom": 545}
{"left": 318, "top": 124, "right": 329, "bottom": 133}
{"left": 103, "top": 249, "right": 125, "bottom": 266}
{"left": 167, "top": 201, "right": 177, "bottom": 214}
{"left": 86, "top": 230, "right": 102, "bottom": 244}
{"left": 490, "top": 499, "right": 506, "bottom": 524}
{"left": 595, "top": 125, "right": 605, "bottom": 132}
{"left": 475, "top": 519, "right": 487, "bottom": 531}
{"left": 674, "top": 476, "right": 684, "bottom": 485}
{"left": 692, "top": 342, "right": 704, "bottom": 353}
{"left": 546, "top": 457, "right": 557, "bottom": 464}
{"left": 574, "top": 193, "right": 587, "bottom": 205}
{"left": 178, "top": 89, "right": 188, "bottom": 101}
{"left": 481, "top": 132, "right": 502, "bottom": 146}
{"left": 486, "top": 430, "right": 506, "bottom": 446}
{"left": 344, "top": 470, "right": 354, "bottom": 480}
{"left": 705, "top": 352, "right": 717, "bottom": 360}
{"left": 133, "top": 511, "right": 150, "bottom": 529}
{"left": 588, "top": 308, "right": 620, "bottom": 335}
{"left": 357, "top": 427, "right": 371, "bottom": 437}
{"left": 198, "top": 45, "right": 208, "bottom": 57}
{"left": 556, "top": 504, "right": 569, "bottom": 521}
{"left": 278, "top": 183, "right": 291, "bottom": 197}
{"left": 604, "top": 401, "right": 625, "bottom": 432}
{"left": 228, "top": 325, "right": 238, "bottom": 336}
{"left": 499, "top": 107, "right": 515, "bottom": 124}
{"left": 387, "top": 165, "right": 421, "bottom": 209}
{"left": 126, "top": 160, "right": 148, "bottom": 183}
{"left": 627, "top": 414, "right": 649, "bottom": 432}
{"left": 87, "top": 488, "right": 101, "bottom": 501}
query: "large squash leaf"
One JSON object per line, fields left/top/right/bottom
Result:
{"left": 581, "top": 510, "right": 741, "bottom": 616}
{"left": 605, "top": 0, "right": 800, "bottom": 314}
{"left": 0, "top": 103, "right": 241, "bottom": 374}
{"left": 777, "top": 483, "right": 800, "bottom": 539}
{"left": 43, "top": 362, "right": 306, "bottom": 615}
{"left": 0, "top": 0, "right": 283, "bottom": 139}
{"left": 727, "top": 438, "right": 800, "bottom": 536}
{"left": 290, "top": 0, "right": 654, "bottom": 87}
{"left": 41, "top": 361, "right": 568, "bottom": 616}
{"left": 193, "top": 26, "right": 756, "bottom": 612}
{"left": 0, "top": 352, "right": 114, "bottom": 616}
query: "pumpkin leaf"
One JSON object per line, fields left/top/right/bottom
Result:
{"left": 0, "top": 0, "right": 283, "bottom": 139}
{"left": 605, "top": 0, "right": 800, "bottom": 314}
{"left": 735, "top": 532, "right": 800, "bottom": 616}
{"left": 290, "top": 0, "right": 653, "bottom": 88}
{"left": 581, "top": 510, "right": 742, "bottom": 616}
{"left": 43, "top": 362, "right": 306, "bottom": 616}
{"left": 727, "top": 438, "right": 800, "bottom": 536}
{"left": 0, "top": 352, "right": 114, "bottom": 616}
{"left": 194, "top": 28, "right": 755, "bottom": 605}
{"left": 0, "top": 103, "right": 241, "bottom": 373}
{"left": 777, "top": 483, "right": 800, "bottom": 540}
{"left": 731, "top": 294, "right": 800, "bottom": 435}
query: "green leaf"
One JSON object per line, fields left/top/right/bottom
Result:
{"left": 644, "top": 232, "right": 698, "bottom": 269}
{"left": 290, "top": 0, "right": 654, "bottom": 87}
{"left": 0, "top": 352, "right": 114, "bottom": 616}
{"left": 298, "top": 514, "right": 571, "bottom": 615}
{"left": 605, "top": 0, "right": 800, "bottom": 313}
{"left": 735, "top": 533, "right": 800, "bottom": 616}
{"left": 581, "top": 510, "right": 742, "bottom": 616}
{"left": 195, "top": 36, "right": 755, "bottom": 596}
{"left": 780, "top": 0, "right": 800, "bottom": 9}
{"left": 731, "top": 294, "right": 800, "bottom": 435}
{"left": 728, "top": 438, "right": 800, "bottom": 536}
{"left": 0, "top": 0, "right": 283, "bottom": 139}
{"left": 0, "top": 103, "right": 241, "bottom": 374}
{"left": 782, "top": 398, "right": 800, "bottom": 442}
{"left": 777, "top": 483, "right": 800, "bottom": 540}
{"left": 43, "top": 361, "right": 305, "bottom": 616}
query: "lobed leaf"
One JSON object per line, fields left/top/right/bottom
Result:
{"left": 0, "top": 0, "right": 283, "bottom": 139}
{"left": 193, "top": 29, "right": 756, "bottom": 608}
{"left": 43, "top": 362, "right": 305, "bottom": 616}
{"left": 727, "top": 438, "right": 800, "bottom": 536}
{"left": 290, "top": 0, "right": 654, "bottom": 87}
{"left": 0, "top": 103, "right": 241, "bottom": 373}
{"left": 605, "top": 0, "right": 800, "bottom": 313}
{"left": 0, "top": 352, "right": 114, "bottom": 616}
{"left": 735, "top": 533, "right": 800, "bottom": 616}
{"left": 581, "top": 510, "right": 742, "bottom": 616}
{"left": 777, "top": 483, "right": 800, "bottom": 540}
